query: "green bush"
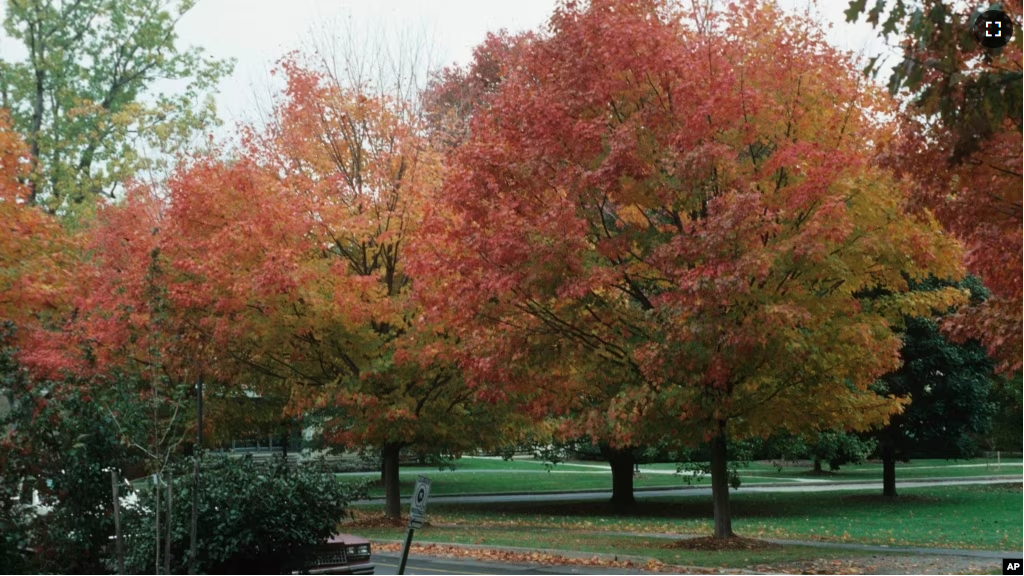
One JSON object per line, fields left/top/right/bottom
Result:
{"left": 117, "top": 455, "right": 366, "bottom": 575}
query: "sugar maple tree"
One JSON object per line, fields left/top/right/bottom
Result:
{"left": 414, "top": 0, "right": 965, "bottom": 538}
{"left": 426, "top": 27, "right": 674, "bottom": 508}
{"left": 17, "top": 178, "right": 212, "bottom": 483}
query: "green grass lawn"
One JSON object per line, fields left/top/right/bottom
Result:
{"left": 350, "top": 456, "right": 1020, "bottom": 498}
{"left": 352, "top": 484, "right": 1022, "bottom": 552}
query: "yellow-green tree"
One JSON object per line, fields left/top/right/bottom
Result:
{"left": 1, "top": 0, "right": 232, "bottom": 216}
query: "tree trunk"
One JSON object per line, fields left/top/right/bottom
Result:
{"left": 600, "top": 444, "right": 636, "bottom": 507}
{"left": 882, "top": 440, "right": 897, "bottom": 498}
{"left": 812, "top": 459, "right": 823, "bottom": 474}
{"left": 710, "top": 421, "right": 733, "bottom": 539}
{"left": 28, "top": 60, "right": 45, "bottom": 206}
{"left": 382, "top": 443, "right": 402, "bottom": 519}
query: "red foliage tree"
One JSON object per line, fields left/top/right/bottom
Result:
{"left": 414, "top": 0, "right": 964, "bottom": 538}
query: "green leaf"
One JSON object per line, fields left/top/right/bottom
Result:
{"left": 844, "top": 0, "right": 868, "bottom": 23}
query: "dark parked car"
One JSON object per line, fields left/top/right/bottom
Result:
{"left": 293, "top": 533, "right": 374, "bottom": 575}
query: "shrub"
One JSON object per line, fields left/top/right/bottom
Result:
{"left": 117, "top": 455, "right": 366, "bottom": 575}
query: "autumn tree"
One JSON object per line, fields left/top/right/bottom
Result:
{"left": 95, "top": 53, "right": 524, "bottom": 519}
{"left": 847, "top": 0, "right": 1023, "bottom": 373}
{"left": 0, "top": 110, "right": 74, "bottom": 354}
{"left": 0, "top": 0, "right": 233, "bottom": 215}
{"left": 415, "top": 0, "right": 964, "bottom": 539}
{"left": 424, "top": 30, "right": 662, "bottom": 507}
{"left": 248, "top": 55, "right": 527, "bottom": 518}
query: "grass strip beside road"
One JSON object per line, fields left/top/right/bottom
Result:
{"left": 359, "top": 526, "right": 880, "bottom": 569}
{"left": 349, "top": 484, "right": 1022, "bottom": 552}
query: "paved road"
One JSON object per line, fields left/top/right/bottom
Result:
{"left": 353, "top": 476, "right": 1021, "bottom": 506}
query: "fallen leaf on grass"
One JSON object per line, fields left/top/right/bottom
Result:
{"left": 372, "top": 542, "right": 712, "bottom": 573}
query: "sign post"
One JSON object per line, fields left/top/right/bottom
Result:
{"left": 397, "top": 476, "right": 431, "bottom": 575}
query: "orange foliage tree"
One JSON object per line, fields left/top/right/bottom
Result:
{"left": 414, "top": 0, "right": 965, "bottom": 538}
{"left": 145, "top": 54, "right": 520, "bottom": 518}
{"left": 25, "top": 50, "right": 523, "bottom": 517}
{"left": 20, "top": 183, "right": 210, "bottom": 477}
{"left": 0, "top": 111, "right": 72, "bottom": 338}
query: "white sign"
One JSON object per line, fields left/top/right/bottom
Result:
{"left": 409, "top": 475, "right": 431, "bottom": 527}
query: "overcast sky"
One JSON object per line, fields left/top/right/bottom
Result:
{"left": 173, "top": 0, "right": 892, "bottom": 128}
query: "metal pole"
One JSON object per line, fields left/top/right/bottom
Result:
{"left": 396, "top": 527, "right": 415, "bottom": 575}
{"left": 111, "top": 469, "right": 124, "bottom": 574}
{"left": 188, "top": 380, "right": 203, "bottom": 575}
